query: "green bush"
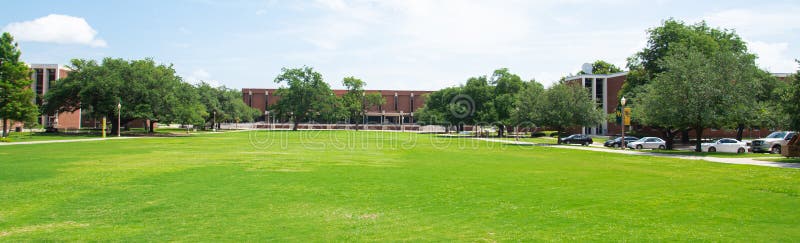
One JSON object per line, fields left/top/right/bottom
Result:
{"left": 532, "top": 132, "right": 546, "bottom": 137}
{"left": 0, "top": 137, "right": 12, "bottom": 143}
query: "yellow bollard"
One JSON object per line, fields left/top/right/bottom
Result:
{"left": 102, "top": 117, "right": 106, "bottom": 138}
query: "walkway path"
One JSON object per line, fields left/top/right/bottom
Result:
{"left": 0, "top": 136, "right": 154, "bottom": 146}
{"left": 474, "top": 138, "right": 800, "bottom": 169}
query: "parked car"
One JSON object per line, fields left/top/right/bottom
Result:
{"left": 701, "top": 138, "right": 748, "bottom": 153}
{"left": 627, "top": 137, "right": 666, "bottom": 150}
{"left": 559, "top": 134, "right": 593, "bottom": 146}
{"left": 751, "top": 131, "right": 796, "bottom": 154}
{"left": 603, "top": 136, "right": 639, "bottom": 148}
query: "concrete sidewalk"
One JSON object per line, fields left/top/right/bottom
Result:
{"left": 0, "top": 136, "right": 152, "bottom": 146}
{"left": 475, "top": 137, "right": 800, "bottom": 169}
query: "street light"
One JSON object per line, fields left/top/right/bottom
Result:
{"left": 620, "top": 97, "right": 627, "bottom": 150}
{"left": 117, "top": 102, "right": 121, "bottom": 137}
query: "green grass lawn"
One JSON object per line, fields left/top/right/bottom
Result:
{"left": 0, "top": 131, "right": 798, "bottom": 241}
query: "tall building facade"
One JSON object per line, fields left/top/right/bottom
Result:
{"left": 29, "top": 64, "right": 81, "bottom": 129}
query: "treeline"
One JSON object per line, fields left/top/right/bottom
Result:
{"left": 413, "top": 68, "right": 604, "bottom": 142}
{"left": 41, "top": 58, "right": 261, "bottom": 134}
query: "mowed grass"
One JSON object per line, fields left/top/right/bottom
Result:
{"left": 0, "top": 131, "right": 798, "bottom": 241}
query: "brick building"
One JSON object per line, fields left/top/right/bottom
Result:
{"left": 29, "top": 64, "right": 82, "bottom": 130}
{"left": 3, "top": 64, "right": 81, "bottom": 132}
{"left": 241, "top": 89, "right": 432, "bottom": 124}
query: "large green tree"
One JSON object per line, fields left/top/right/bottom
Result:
{"left": 44, "top": 58, "right": 185, "bottom": 134}
{"left": 623, "top": 19, "right": 749, "bottom": 99}
{"left": 511, "top": 80, "right": 545, "bottom": 137}
{"left": 0, "top": 32, "right": 37, "bottom": 137}
{"left": 637, "top": 45, "right": 758, "bottom": 151}
{"left": 340, "top": 76, "right": 384, "bottom": 130}
{"left": 533, "top": 82, "right": 604, "bottom": 143}
{"left": 483, "top": 68, "right": 525, "bottom": 137}
{"left": 623, "top": 19, "right": 770, "bottom": 143}
{"left": 196, "top": 83, "right": 259, "bottom": 130}
{"left": 272, "top": 66, "right": 335, "bottom": 131}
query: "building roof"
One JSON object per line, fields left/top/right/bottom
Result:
{"left": 564, "top": 71, "right": 628, "bottom": 81}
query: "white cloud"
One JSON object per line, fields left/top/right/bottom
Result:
{"left": 699, "top": 7, "right": 800, "bottom": 73}
{"left": 748, "top": 41, "right": 796, "bottom": 72}
{"left": 2, "top": 14, "right": 107, "bottom": 47}
{"left": 186, "top": 68, "right": 221, "bottom": 86}
{"left": 255, "top": 9, "right": 267, "bottom": 15}
{"left": 701, "top": 7, "right": 800, "bottom": 37}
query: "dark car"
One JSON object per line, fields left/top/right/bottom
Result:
{"left": 559, "top": 134, "right": 593, "bottom": 146}
{"left": 603, "top": 136, "right": 639, "bottom": 148}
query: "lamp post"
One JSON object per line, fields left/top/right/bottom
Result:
{"left": 117, "top": 102, "right": 121, "bottom": 137}
{"left": 621, "top": 96, "right": 627, "bottom": 150}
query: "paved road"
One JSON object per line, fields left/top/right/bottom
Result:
{"left": 475, "top": 138, "right": 800, "bottom": 169}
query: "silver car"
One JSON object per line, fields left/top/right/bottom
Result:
{"left": 627, "top": 137, "right": 666, "bottom": 150}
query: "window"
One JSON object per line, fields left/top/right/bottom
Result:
{"left": 47, "top": 69, "right": 56, "bottom": 88}
{"left": 410, "top": 94, "right": 414, "bottom": 112}
{"left": 35, "top": 69, "right": 44, "bottom": 105}
{"left": 394, "top": 93, "right": 398, "bottom": 111}
{"left": 595, "top": 78, "right": 604, "bottom": 101}
{"left": 584, "top": 78, "right": 593, "bottom": 94}
{"left": 647, "top": 138, "right": 658, "bottom": 142}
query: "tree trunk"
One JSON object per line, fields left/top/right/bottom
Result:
{"left": 292, "top": 121, "right": 299, "bottom": 131}
{"left": 736, "top": 124, "right": 745, "bottom": 141}
{"left": 497, "top": 124, "right": 505, "bottom": 138}
{"left": 681, "top": 129, "right": 690, "bottom": 144}
{"left": 111, "top": 119, "right": 119, "bottom": 136}
{"left": 556, "top": 128, "right": 562, "bottom": 144}
{"left": 694, "top": 126, "right": 704, "bottom": 152}
{"left": 663, "top": 129, "right": 676, "bottom": 150}
{"left": 149, "top": 121, "right": 156, "bottom": 133}
{"left": 2, "top": 118, "right": 8, "bottom": 137}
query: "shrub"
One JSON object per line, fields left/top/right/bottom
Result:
{"left": 532, "top": 132, "right": 546, "bottom": 137}
{"left": 0, "top": 137, "right": 12, "bottom": 143}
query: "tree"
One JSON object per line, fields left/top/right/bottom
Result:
{"left": 195, "top": 83, "right": 258, "bottom": 130}
{"left": 577, "top": 60, "right": 623, "bottom": 75}
{"left": 170, "top": 82, "right": 207, "bottom": 132}
{"left": 272, "top": 66, "right": 335, "bottom": 131}
{"left": 623, "top": 19, "right": 761, "bottom": 144}
{"left": 340, "top": 76, "right": 385, "bottom": 130}
{"left": 0, "top": 32, "right": 37, "bottom": 137}
{"left": 44, "top": 58, "right": 186, "bottom": 134}
{"left": 487, "top": 68, "right": 524, "bottom": 137}
{"left": 782, "top": 60, "right": 800, "bottom": 131}
{"left": 534, "top": 82, "right": 604, "bottom": 144}
{"left": 637, "top": 45, "right": 756, "bottom": 152}
{"left": 415, "top": 87, "right": 463, "bottom": 133}
{"left": 512, "top": 80, "right": 545, "bottom": 137}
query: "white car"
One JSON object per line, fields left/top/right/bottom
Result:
{"left": 701, "top": 138, "right": 748, "bottom": 153}
{"left": 627, "top": 137, "right": 666, "bottom": 150}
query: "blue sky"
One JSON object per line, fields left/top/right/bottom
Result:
{"left": 2, "top": 0, "right": 799, "bottom": 90}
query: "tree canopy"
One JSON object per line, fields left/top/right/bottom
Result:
{"left": 0, "top": 32, "right": 37, "bottom": 137}
{"left": 272, "top": 66, "right": 336, "bottom": 130}
{"left": 532, "top": 82, "right": 604, "bottom": 143}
